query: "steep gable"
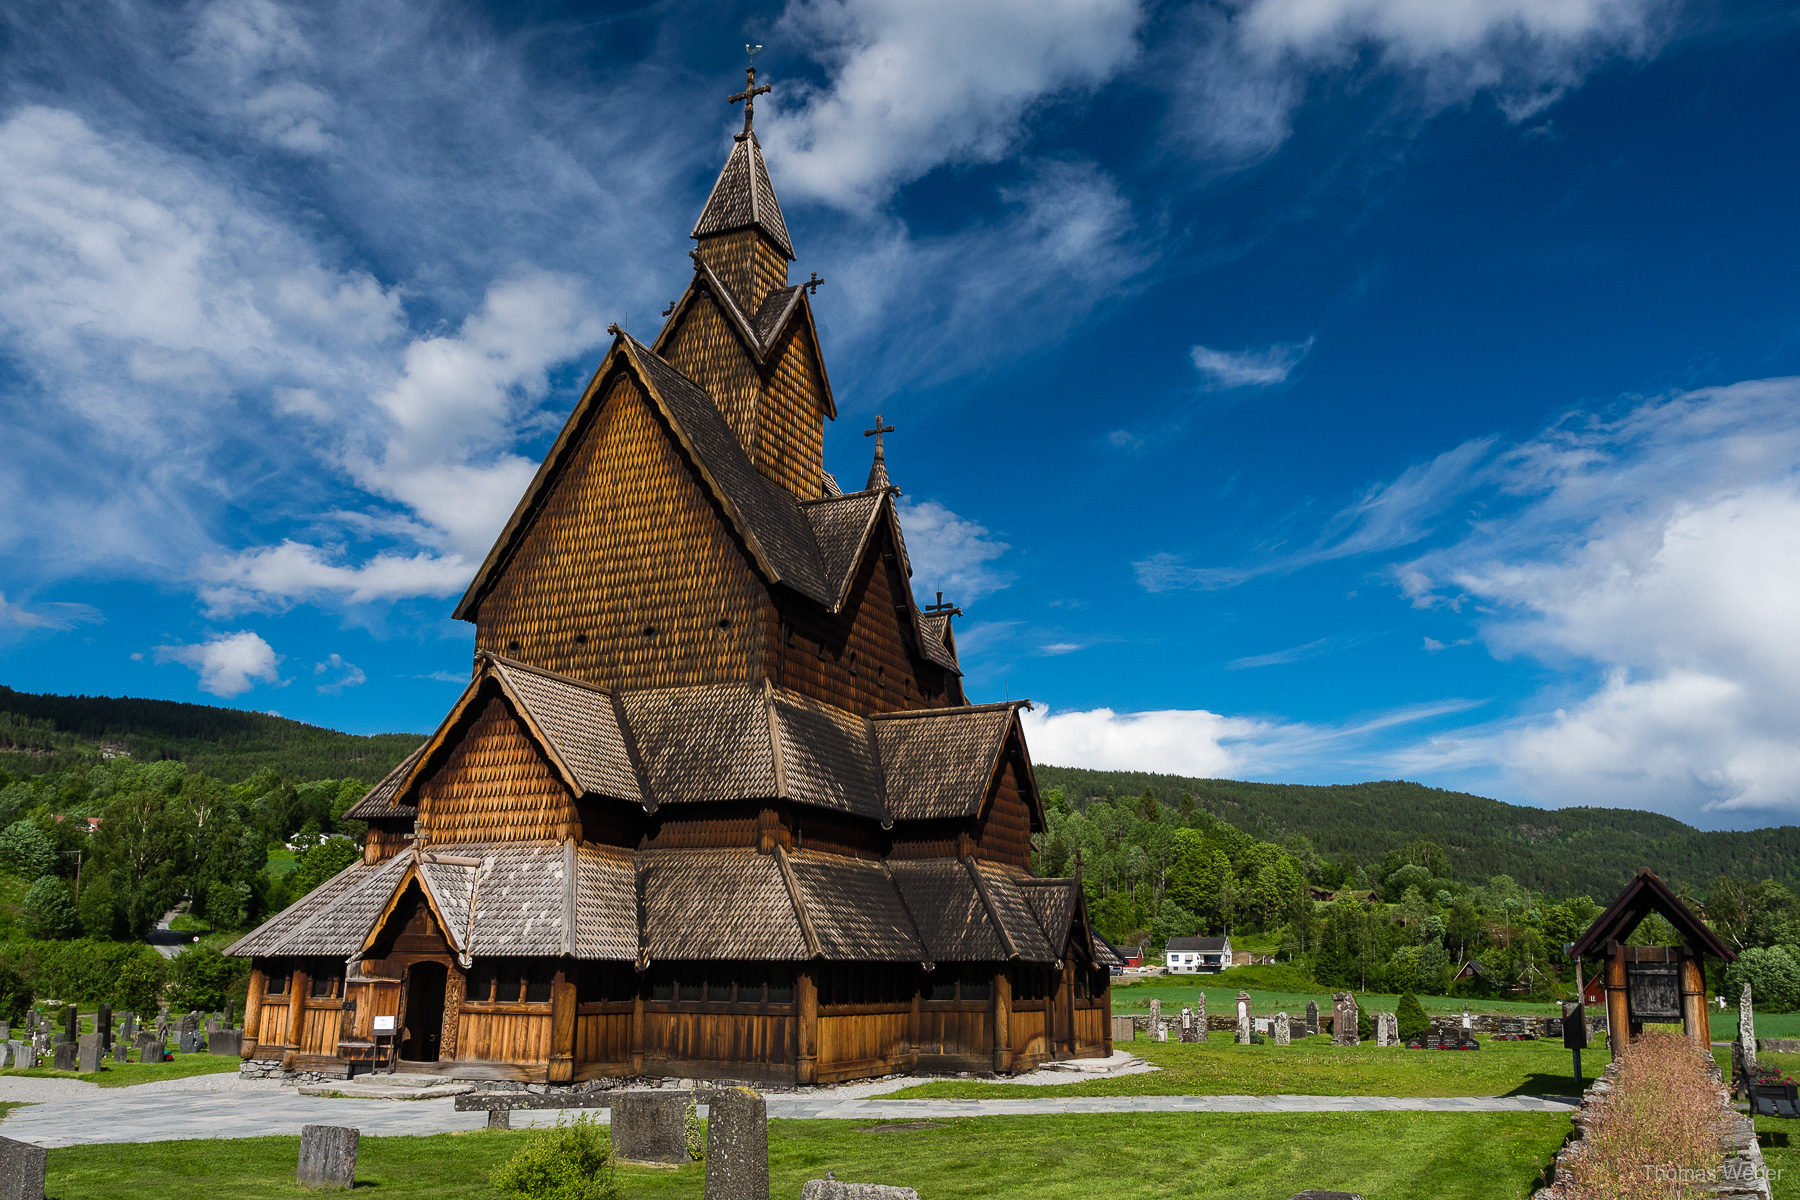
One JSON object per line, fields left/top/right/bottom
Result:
{"left": 470, "top": 368, "right": 772, "bottom": 692}
{"left": 415, "top": 692, "right": 580, "bottom": 845}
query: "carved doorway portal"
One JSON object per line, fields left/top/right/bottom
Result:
{"left": 402, "top": 962, "right": 446, "bottom": 1061}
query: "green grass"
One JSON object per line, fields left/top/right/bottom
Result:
{"left": 166, "top": 915, "right": 210, "bottom": 934}
{"left": 43, "top": 1113, "right": 1568, "bottom": 1200}
{"left": 1712, "top": 1011, "right": 1800, "bottom": 1041}
{"left": 1757, "top": 1115, "right": 1800, "bottom": 1199}
{"left": 264, "top": 846, "right": 296, "bottom": 879}
{"left": 894, "top": 1031, "right": 1604, "bottom": 1099}
{"left": 0, "top": 1053, "right": 242, "bottom": 1088}
{"left": 1111, "top": 981, "right": 1571, "bottom": 1020}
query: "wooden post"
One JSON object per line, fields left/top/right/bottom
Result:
{"left": 630, "top": 986, "right": 645, "bottom": 1077}
{"left": 547, "top": 964, "right": 576, "bottom": 1083}
{"left": 439, "top": 965, "right": 465, "bottom": 1064}
{"left": 242, "top": 968, "right": 267, "bottom": 1059}
{"left": 1102, "top": 970, "right": 1114, "bottom": 1056}
{"left": 1680, "top": 952, "right": 1710, "bottom": 1051}
{"left": 287, "top": 965, "right": 310, "bottom": 1053}
{"left": 1604, "top": 943, "right": 1630, "bottom": 1059}
{"left": 909, "top": 980, "right": 921, "bottom": 1072}
{"left": 991, "top": 968, "right": 1012, "bottom": 1074}
{"left": 796, "top": 966, "right": 818, "bottom": 1085}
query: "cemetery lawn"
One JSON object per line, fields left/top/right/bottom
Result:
{"left": 44, "top": 1111, "right": 1567, "bottom": 1200}
{"left": 0, "top": 1055, "right": 243, "bottom": 1088}
{"left": 1754, "top": 1115, "right": 1799, "bottom": 1200}
{"left": 1111, "top": 983, "right": 1563, "bottom": 1019}
{"left": 894, "top": 1032, "right": 1603, "bottom": 1098}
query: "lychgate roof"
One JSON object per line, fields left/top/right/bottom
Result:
{"left": 1570, "top": 867, "right": 1735, "bottom": 962}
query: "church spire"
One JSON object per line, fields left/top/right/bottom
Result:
{"left": 864, "top": 414, "right": 895, "bottom": 492}
{"left": 691, "top": 65, "right": 795, "bottom": 282}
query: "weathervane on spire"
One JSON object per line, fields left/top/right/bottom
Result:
{"left": 729, "top": 48, "right": 771, "bottom": 141}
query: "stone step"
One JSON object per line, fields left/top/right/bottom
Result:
{"left": 295, "top": 1081, "right": 474, "bottom": 1101}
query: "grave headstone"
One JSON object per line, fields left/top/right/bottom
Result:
{"left": 210, "top": 1029, "right": 242, "bottom": 1056}
{"left": 0, "top": 1133, "right": 48, "bottom": 1200}
{"left": 1179, "top": 1007, "right": 1198, "bottom": 1044}
{"left": 98, "top": 1005, "right": 112, "bottom": 1050}
{"left": 205, "top": 1018, "right": 221, "bottom": 1036}
{"left": 0, "top": 1044, "right": 11, "bottom": 1069}
{"left": 1236, "top": 991, "right": 1252, "bottom": 1045}
{"left": 1375, "top": 1013, "right": 1390, "bottom": 1047}
{"left": 297, "top": 1124, "right": 358, "bottom": 1190}
{"left": 119, "top": 1012, "right": 134, "bottom": 1042}
{"left": 8, "top": 1043, "right": 25, "bottom": 1069}
{"left": 1425, "top": 1031, "right": 1440, "bottom": 1050}
{"left": 77, "top": 1033, "right": 102, "bottom": 1073}
{"left": 1196, "top": 991, "right": 1206, "bottom": 1026}
{"left": 52, "top": 1043, "right": 77, "bottom": 1072}
{"left": 177, "top": 1013, "right": 198, "bottom": 1037}
{"left": 1274, "top": 1011, "right": 1291, "bottom": 1045}
{"left": 801, "top": 1184, "right": 920, "bottom": 1200}
{"left": 1155, "top": 1021, "right": 1168, "bottom": 1043}
{"left": 1305, "top": 1000, "right": 1319, "bottom": 1037}
{"left": 0, "top": 1023, "right": 10, "bottom": 1042}
{"left": 1382, "top": 1013, "right": 1400, "bottom": 1046}
{"left": 1332, "top": 993, "right": 1359, "bottom": 1046}
{"left": 1111, "top": 1015, "right": 1135, "bottom": 1043}
{"left": 704, "top": 1086, "right": 768, "bottom": 1200}
{"left": 112, "top": 1042, "right": 128, "bottom": 1064}
{"left": 1148, "top": 997, "right": 1162, "bottom": 1040}
{"left": 609, "top": 1091, "right": 689, "bottom": 1164}
{"left": 61, "top": 1006, "right": 76, "bottom": 1046}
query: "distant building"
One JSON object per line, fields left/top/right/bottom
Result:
{"left": 1117, "top": 945, "right": 1144, "bottom": 969}
{"left": 1164, "top": 936, "right": 1232, "bottom": 974}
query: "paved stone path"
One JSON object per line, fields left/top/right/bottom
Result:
{"left": 0, "top": 1082, "right": 1579, "bottom": 1148}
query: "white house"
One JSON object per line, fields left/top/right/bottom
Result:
{"left": 1163, "top": 936, "right": 1232, "bottom": 974}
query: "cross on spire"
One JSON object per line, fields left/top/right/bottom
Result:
{"left": 864, "top": 413, "right": 895, "bottom": 492}
{"left": 804, "top": 272, "right": 824, "bottom": 295}
{"left": 729, "top": 66, "right": 772, "bottom": 140}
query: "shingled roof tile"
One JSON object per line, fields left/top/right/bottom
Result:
{"left": 872, "top": 703, "right": 1022, "bottom": 821}
{"left": 692, "top": 135, "right": 793, "bottom": 258}
{"left": 640, "top": 847, "right": 810, "bottom": 960}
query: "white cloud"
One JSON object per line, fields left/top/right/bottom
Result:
{"left": 1394, "top": 377, "right": 1800, "bottom": 821}
{"left": 313, "top": 652, "right": 366, "bottom": 694}
{"left": 0, "top": 593, "right": 102, "bottom": 632}
{"left": 897, "top": 498, "right": 1014, "bottom": 605}
{"left": 155, "top": 630, "right": 285, "bottom": 696}
{"left": 1168, "top": 0, "right": 1671, "bottom": 164}
{"left": 200, "top": 541, "right": 472, "bottom": 616}
{"left": 765, "top": 0, "right": 1143, "bottom": 208}
{"left": 1023, "top": 698, "right": 1477, "bottom": 778}
{"left": 1190, "top": 337, "right": 1314, "bottom": 389}
{"left": 1137, "top": 435, "right": 1495, "bottom": 591}
{"left": 1228, "top": 636, "right": 1335, "bottom": 669}
{"left": 1040, "top": 642, "right": 1085, "bottom": 656}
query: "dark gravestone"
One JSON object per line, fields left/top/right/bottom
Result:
{"left": 800, "top": 1185, "right": 920, "bottom": 1200}
{"left": 77, "top": 1033, "right": 103, "bottom": 1074}
{"left": 297, "top": 1125, "right": 359, "bottom": 1190}
{"left": 210, "top": 1029, "right": 242, "bottom": 1056}
{"left": 61, "top": 1007, "right": 76, "bottom": 1045}
{"left": 97, "top": 1005, "right": 111, "bottom": 1049}
{"left": 1305, "top": 1001, "right": 1319, "bottom": 1037}
{"left": 137, "top": 1034, "right": 163, "bottom": 1064}
{"left": 177, "top": 1013, "right": 198, "bottom": 1037}
{"left": 119, "top": 1012, "right": 134, "bottom": 1042}
{"left": 705, "top": 1087, "right": 768, "bottom": 1200}
{"left": 51, "top": 1043, "right": 77, "bottom": 1072}
{"left": 609, "top": 1092, "right": 689, "bottom": 1164}
{"left": 0, "top": 1134, "right": 47, "bottom": 1200}
{"left": 485, "top": 1109, "right": 510, "bottom": 1131}
{"left": 112, "top": 1042, "right": 128, "bottom": 1063}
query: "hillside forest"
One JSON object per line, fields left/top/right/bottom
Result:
{"left": 2, "top": 684, "right": 1800, "bottom": 1015}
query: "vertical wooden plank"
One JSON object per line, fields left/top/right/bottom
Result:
{"left": 287, "top": 967, "right": 310, "bottom": 1052}
{"left": 796, "top": 968, "right": 818, "bottom": 1085}
{"left": 1102, "top": 970, "right": 1113, "bottom": 1057}
{"left": 1679, "top": 953, "right": 1710, "bottom": 1050}
{"left": 242, "top": 969, "right": 267, "bottom": 1059}
{"left": 1605, "top": 942, "right": 1630, "bottom": 1059}
{"left": 992, "top": 969, "right": 1012, "bottom": 1074}
{"left": 631, "top": 990, "right": 645, "bottom": 1075}
{"left": 549, "top": 966, "right": 577, "bottom": 1080}
{"left": 909, "top": 986, "right": 921, "bottom": 1071}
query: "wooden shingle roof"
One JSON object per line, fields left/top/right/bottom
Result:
{"left": 692, "top": 133, "right": 793, "bottom": 258}
{"left": 871, "top": 702, "right": 1028, "bottom": 820}
{"left": 639, "top": 847, "right": 812, "bottom": 960}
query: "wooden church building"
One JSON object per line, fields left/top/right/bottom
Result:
{"left": 227, "top": 72, "right": 1115, "bottom": 1085}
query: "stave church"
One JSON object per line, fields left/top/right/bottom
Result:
{"left": 226, "top": 70, "right": 1115, "bottom": 1086}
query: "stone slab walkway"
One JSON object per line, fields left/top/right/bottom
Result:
{"left": 0, "top": 1084, "right": 1579, "bottom": 1148}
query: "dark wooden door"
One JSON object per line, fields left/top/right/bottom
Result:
{"left": 403, "top": 962, "right": 447, "bottom": 1061}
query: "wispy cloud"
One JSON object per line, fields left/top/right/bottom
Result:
{"left": 1227, "top": 635, "right": 1350, "bottom": 669}
{"left": 897, "top": 498, "right": 1014, "bottom": 605}
{"left": 0, "top": 593, "right": 102, "bottom": 632}
{"left": 1136, "top": 436, "right": 1497, "bottom": 591}
{"left": 1190, "top": 337, "right": 1314, "bottom": 389}
{"left": 313, "top": 652, "right": 366, "bottom": 695}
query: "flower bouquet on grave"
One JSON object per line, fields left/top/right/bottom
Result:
{"left": 1753, "top": 1064, "right": 1797, "bottom": 1087}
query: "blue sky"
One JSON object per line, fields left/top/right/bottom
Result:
{"left": 2, "top": 0, "right": 1798, "bottom": 830}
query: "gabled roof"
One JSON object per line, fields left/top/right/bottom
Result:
{"left": 344, "top": 741, "right": 428, "bottom": 821}
{"left": 802, "top": 490, "right": 885, "bottom": 609}
{"left": 651, "top": 263, "right": 837, "bottom": 419}
{"left": 1570, "top": 867, "right": 1735, "bottom": 962}
{"left": 692, "top": 133, "right": 793, "bottom": 258}
{"left": 916, "top": 611, "right": 960, "bottom": 673}
{"left": 872, "top": 702, "right": 1031, "bottom": 821}
{"left": 1165, "top": 936, "right": 1231, "bottom": 953}
{"left": 454, "top": 333, "right": 834, "bottom": 621}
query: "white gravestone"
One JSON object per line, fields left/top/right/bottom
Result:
{"left": 1274, "top": 1011, "right": 1291, "bottom": 1045}
{"left": 1236, "top": 991, "right": 1252, "bottom": 1045}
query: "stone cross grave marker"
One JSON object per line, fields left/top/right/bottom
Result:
{"left": 610, "top": 1092, "right": 689, "bottom": 1164}
{"left": 1332, "top": 993, "right": 1359, "bottom": 1046}
{"left": 705, "top": 1087, "right": 768, "bottom": 1200}
{"left": 1236, "top": 992, "right": 1252, "bottom": 1045}
{"left": 0, "top": 1132, "right": 48, "bottom": 1200}
{"left": 1275, "top": 1011, "right": 1291, "bottom": 1045}
{"left": 298, "top": 1124, "right": 358, "bottom": 1190}
{"left": 1305, "top": 1000, "right": 1319, "bottom": 1037}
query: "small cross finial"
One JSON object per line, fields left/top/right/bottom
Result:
{"left": 661, "top": 299, "right": 676, "bottom": 316}
{"left": 863, "top": 414, "right": 895, "bottom": 441}
{"left": 864, "top": 413, "right": 896, "bottom": 492}
{"left": 804, "top": 272, "right": 824, "bottom": 295}
{"left": 729, "top": 65, "right": 773, "bottom": 139}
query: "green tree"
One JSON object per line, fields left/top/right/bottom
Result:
{"left": 77, "top": 876, "right": 121, "bottom": 939}
{"left": 22, "top": 876, "right": 79, "bottom": 939}
{"left": 1396, "top": 991, "right": 1430, "bottom": 1042}
{"left": 92, "top": 788, "right": 192, "bottom": 937}
{"left": 115, "top": 953, "right": 165, "bottom": 1015}
{"left": 1725, "top": 945, "right": 1800, "bottom": 1012}
{"left": 0, "top": 820, "right": 56, "bottom": 879}
{"left": 291, "top": 837, "right": 360, "bottom": 897}
{"left": 166, "top": 945, "right": 251, "bottom": 1012}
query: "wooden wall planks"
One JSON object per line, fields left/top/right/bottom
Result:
{"left": 414, "top": 694, "right": 578, "bottom": 844}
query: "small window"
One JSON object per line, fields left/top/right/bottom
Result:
{"left": 524, "top": 962, "right": 556, "bottom": 1004}
{"left": 310, "top": 970, "right": 337, "bottom": 999}
{"left": 959, "top": 971, "right": 990, "bottom": 1002}
{"left": 650, "top": 972, "right": 676, "bottom": 1002}
{"left": 677, "top": 964, "right": 705, "bottom": 1002}
{"left": 496, "top": 961, "right": 524, "bottom": 1004}
{"left": 265, "top": 968, "right": 291, "bottom": 996}
{"left": 928, "top": 974, "right": 958, "bottom": 1002}
{"left": 467, "top": 960, "right": 497, "bottom": 1003}
{"left": 577, "top": 961, "right": 636, "bottom": 1004}
{"left": 705, "top": 962, "right": 736, "bottom": 1003}
{"left": 766, "top": 965, "right": 793, "bottom": 1004}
